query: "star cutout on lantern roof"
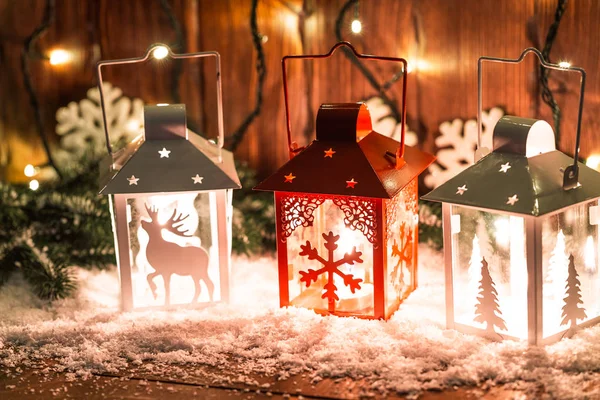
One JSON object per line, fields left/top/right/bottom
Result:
{"left": 507, "top": 194, "right": 519, "bottom": 205}
{"left": 346, "top": 178, "right": 358, "bottom": 189}
{"left": 324, "top": 148, "right": 336, "bottom": 158}
{"left": 499, "top": 162, "right": 511, "bottom": 173}
{"left": 192, "top": 174, "right": 204, "bottom": 184}
{"left": 456, "top": 185, "right": 468, "bottom": 195}
{"left": 127, "top": 175, "right": 139, "bottom": 185}
{"left": 158, "top": 147, "right": 171, "bottom": 158}
{"left": 284, "top": 173, "right": 296, "bottom": 183}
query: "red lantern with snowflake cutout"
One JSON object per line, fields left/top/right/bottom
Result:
{"left": 423, "top": 48, "right": 600, "bottom": 344}
{"left": 255, "top": 43, "right": 435, "bottom": 319}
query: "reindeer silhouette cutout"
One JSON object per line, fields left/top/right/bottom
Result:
{"left": 141, "top": 203, "right": 214, "bottom": 306}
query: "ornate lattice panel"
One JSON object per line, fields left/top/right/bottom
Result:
{"left": 279, "top": 194, "right": 378, "bottom": 245}
{"left": 280, "top": 195, "right": 326, "bottom": 239}
{"left": 332, "top": 197, "right": 378, "bottom": 246}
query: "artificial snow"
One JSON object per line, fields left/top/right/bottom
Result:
{"left": 1, "top": 245, "right": 600, "bottom": 399}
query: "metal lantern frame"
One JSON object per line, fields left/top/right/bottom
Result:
{"left": 424, "top": 48, "right": 600, "bottom": 345}
{"left": 97, "top": 45, "right": 240, "bottom": 311}
{"left": 255, "top": 42, "right": 435, "bottom": 320}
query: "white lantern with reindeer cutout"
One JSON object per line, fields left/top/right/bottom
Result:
{"left": 97, "top": 46, "right": 240, "bottom": 311}
{"left": 423, "top": 48, "right": 600, "bottom": 345}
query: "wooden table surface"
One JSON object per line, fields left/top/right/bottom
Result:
{"left": 0, "top": 364, "right": 534, "bottom": 399}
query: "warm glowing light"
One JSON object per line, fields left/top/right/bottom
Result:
{"left": 24, "top": 164, "right": 36, "bottom": 177}
{"left": 494, "top": 218, "right": 510, "bottom": 247}
{"left": 125, "top": 120, "right": 139, "bottom": 132}
{"left": 351, "top": 19, "right": 362, "bottom": 34}
{"left": 406, "top": 59, "right": 431, "bottom": 74}
{"left": 29, "top": 180, "right": 39, "bottom": 191}
{"left": 133, "top": 193, "right": 219, "bottom": 308}
{"left": 586, "top": 154, "right": 600, "bottom": 171}
{"left": 558, "top": 61, "right": 571, "bottom": 69}
{"left": 585, "top": 235, "right": 596, "bottom": 272}
{"left": 283, "top": 13, "right": 296, "bottom": 29}
{"left": 49, "top": 49, "right": 71, "bottom": 65}
{"left": 157, "top": 103, "right": 169, "bottom": 107}
{"left": 152, "top": 46, "right": 169, "bottom": 60}
{"left": 337, "top": 226, "right": 363, "bottom": 255}
{"left": 415, "top": 59, "right": 431, "bottom": 72}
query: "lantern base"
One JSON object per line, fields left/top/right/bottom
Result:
{"left": 290, "top": 283, "right": 375, "bottom": 318}
{"left": 121, "top": 299, "right": 226, "bottom": 313}
{"left": 451, "top": 318, "right": 600, "bottom": 345}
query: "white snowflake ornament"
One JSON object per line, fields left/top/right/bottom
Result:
{"left": 364, "top": 97, "right": 418, "bottom": 146}
{"left": 55, "top": 82, "right": 144, "bottom": 160}
{"left": 425, "top": 107, "right": 504, "bottom": 189}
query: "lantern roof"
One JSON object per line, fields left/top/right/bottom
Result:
{"left": 99, "top": 105, "right": 240, "bottom": 195}
{"left": 422, "top": 116, "right": 600, "bottom": 216}
{"left": 254, "top": 103, "right": 435, "bottom": 199}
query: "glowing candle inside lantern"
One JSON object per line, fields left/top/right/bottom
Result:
{"left": 330, "top": 221, "right": 373, "bottom": 311}
{"left": 585, "top": 235, "right": 596, "bottom": 273}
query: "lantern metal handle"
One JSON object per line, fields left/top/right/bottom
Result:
{"left": 96, "top": 44, "right": 225, "bottom": 160}
{"left": 282, "top": 41, "right": 408, "bottom": 162}
{"left": 477, "top": 47, "right": 586, "bottom": 190}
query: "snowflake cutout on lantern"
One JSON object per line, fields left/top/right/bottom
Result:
{"left": 55, "top": 82, "right": 144, "bottom": 161}
{"left": 364, "top": 97, "right": 418, "bottom": 146}
{"left": 298, "top": 231, "right": 364, "bottom": 303}
{"left": 425, "top": 107, "right": 504, "bottom": 189}
{"left": 391, "top": 221, "right": 413, "bottom": 296}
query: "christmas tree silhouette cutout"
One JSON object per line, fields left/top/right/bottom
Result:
{"left": 561, "top": 254, "right": 587, "bottom": 328}
{"left": 474, "top": 257, "right": 507, "bottom": 333}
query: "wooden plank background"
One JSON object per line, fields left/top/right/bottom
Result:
{"left": 0, "top": 0, "right": 599, "bottom": 183}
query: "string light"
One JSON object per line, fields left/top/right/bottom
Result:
{"left": 29, "top": 180, "right": 40, "bottom": 191}
{"left": 48, "top": 49, "right": 71, "bottom": 66}
{"left": 351, "top": 0, "right": 362, "bottom": 34}
{"left": 586, "top": 154, "right": 600, "bottom": 171}
{"left": 24, "top": 164, "right": 37, "bottom": 177}
{"left": 152, "top": 45, "right": 169, "bottom": 60}
{"left": 558, "top": 61, "right": 571, "bottom": 69}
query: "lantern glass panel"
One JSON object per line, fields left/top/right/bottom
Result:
{"left": 286, "top": 198, "right": 375, "bottom": 316}
{"left": 385, "top": 178, "right": 418, "bottom": 313}
{"left": 450, "top": 206, "right": 528, "bottom": 339}
{"left": 541, "top": 199, "right": 600, "bottom": 338}
{"left": 125, "top": 192, "right": 222, "bottom": 308}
